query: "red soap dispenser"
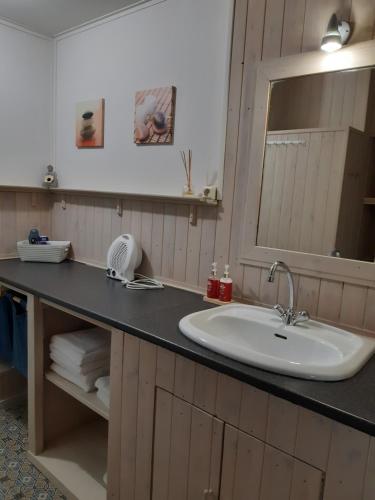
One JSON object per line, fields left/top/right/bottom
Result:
{"left": 207, "top": 262, "right": 220, "bottom": 299}
{"left": 219, "top": 264, "right": 233, "bottom": 302}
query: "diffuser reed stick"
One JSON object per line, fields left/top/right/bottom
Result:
{"left": 181, "top": 149, "right": 193, "bottom": 196}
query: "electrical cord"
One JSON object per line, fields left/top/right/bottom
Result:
{"left": 123, "top": 274, "right": 164, "bottom": 290}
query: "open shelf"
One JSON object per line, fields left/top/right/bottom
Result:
{"left": 45, "top": 371, "right": 109, "bottom": 420}
{"left": 29, "top": 419, "right": 107, "bottom": 500}
{"left": 0, "top": 184, "right": 219, "bottom": 205}
{"left": 364, "top": 197, "right": 375, "bottom": 205}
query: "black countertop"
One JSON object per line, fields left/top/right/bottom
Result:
{"left": 0, "top": 259, "right": 374, "bottom": 436}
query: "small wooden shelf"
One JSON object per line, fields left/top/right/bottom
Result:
{"left": 45, "top": 371, "right": 109, "bottom": 420}
{"left": 0, "top": 185, "right": 219, "bottom": 206}
{"left": 203, "top": 295, "right": 236, "bottom": 306}
{"left": 364, "top": 197, "right": 375, "bottom": 205}
{"left": 28, "top": 419, "right": 107, "bottom": 500}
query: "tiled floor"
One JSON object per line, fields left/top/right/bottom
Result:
{"left": 0, "top": 404, "right": 65, "bottom": 500}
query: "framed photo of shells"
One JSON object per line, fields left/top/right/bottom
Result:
{"left": 76, "top": 98, "right": 105, "bottom": 148}
{"left": 134, "top": 86, "right": 176, "bottom": 145}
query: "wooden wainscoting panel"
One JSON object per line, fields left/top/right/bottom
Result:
{"left": 185, "top": 207, "right": 203, "bottom": 287}
{"left": 0, "top": 192, "right": 17, "bottom": 257}
{"left": 152, "top": 388, "right": 223, "bottom": 500}
{"left": 262, "top": 0, "right": 285, "bottom": 60}
{"left": 350, "top": 0, "right": 375, "bottom": 43}
{"left": 193, "top": 364, "right": 218, "bottom": 415}
{"left": 173, "top": 205, "right": 190, "bottom": 283}
{"left": 281, "top": 0, "right": 306, "bottom": 56}
{"left": 187, "top": 405, "right": 223, "bottom": 499}
{"left": 317, "top": 280, "right": 344, "bottom": 323}
{"left": 289, "top": 460, "right": 324, "bottom": 500}
{"left": 363, "top": 437, "right": 375, "bottom": 500}
{"left": 134, "top": 341, "right": 157, "bottom": 500}
{"left": 27, "top": 295, "right": 45, "bottom": 455}
{"left": 266, "top": 395, "right": 299, "bottom": 455}
{"left": 260, "top": 444, "right": 324, "bottom": 500}
{"left": 120, "top": 334, "right": 141, "bottom": 500}
{"left": 294, "top": 407, "right": 333, "bottom": 471}
{"left": 364, "top": 288, "right": 375, "bottom": 332}
{"left": 259, "top": 445, "right": 295, "bottom": 500}
{"left": 107, "top": 329, "right": 124, "bottom": 500}
{"left": 215, "top": 373, "right": 243, "bottom": 427}
{"left": 152, "top": 389, "right": 173, "bottom": 500}
{"left": 161, "top": 204, "right": 177, "bottom": 280}
{"left": 239, "top": 384, "right": 269, "bottom": 441}
{"left": 323, "top": 421, "right": 371, "bottom": 500}
{"left": 0, "top": 190, "right": 51, "bottom": 258}
{"left": 150, "top": 203, "right": 164, "bottom": 278}
{"left": 155, "top": 346, "right": 176, "bottom": 392}
{"left": 213, "top": 0, "right": 249, "bottom": 275}
{"left": 167, "top": 395, "right": 192, "bottom": 499}
{"left": 339, "top": 283, "right": 367, "bottom": 328}
{"left": 173, "top": 354, "right": 196, "bottom": 403}
{"left": 220, "top": 425, "right": 265, "bottom": 500}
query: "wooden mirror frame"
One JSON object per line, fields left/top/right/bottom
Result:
{"left": 240, "top": 40, "right": 375, "bottom": 287}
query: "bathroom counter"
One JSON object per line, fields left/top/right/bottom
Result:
{"left": 0, "top": 258, "right": 374, "bottom": 436}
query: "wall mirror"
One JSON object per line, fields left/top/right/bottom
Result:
{"left": 260, "top": 68, "right": 375, "bottom": 262}
{"left": 241, "top": 41, "right": 375, "bottom": 285}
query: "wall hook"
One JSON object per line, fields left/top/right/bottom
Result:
{"left": 116, "top": 199, "right": 123, "bottom": 217}
{"left": 189, "top": 205, "right": 197, "bottom": 226}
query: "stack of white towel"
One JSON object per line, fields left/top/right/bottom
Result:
{"left": 95, "top": 376, "right": 110, "bottom": 408}
{"left": 50, "top": 328, "right": 110, "bottom": 392}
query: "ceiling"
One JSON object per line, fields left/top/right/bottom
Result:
{"left": 0, "top": 0, "right": 143, "bottom": 37}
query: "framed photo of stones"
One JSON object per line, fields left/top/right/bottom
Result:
{"left": 134, "top": 86, "right": 176, "bottom": 145}
{"left": 76, "top": 98, "right": 105, "bottom": 148}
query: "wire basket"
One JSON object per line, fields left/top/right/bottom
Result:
{"left": 17, "top": 241, "right": 71, "bottom": 263}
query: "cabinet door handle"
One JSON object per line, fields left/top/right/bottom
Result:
{"left": 203, "top": 489, "right": 214, "bottom": 499}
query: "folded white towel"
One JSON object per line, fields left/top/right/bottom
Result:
{"left": 97, "top": 389, "right": 110, "bottom": 408}
{"left": 50, "top": 342, "right": 110, "bottom": 365}
{"left": 50, "top": 328, "right": 110, "bottom": 365}
{"left": 95, "top": 376, "right": 110, "bottom": 408}
{"left": 50, "top": 362, "right": 109, "bottom": 392}
{"left": 95, "top": 376, "right": 110, "bottom": 393}
{"left": 50, "top": 347, "right": 110, "bottom": 376}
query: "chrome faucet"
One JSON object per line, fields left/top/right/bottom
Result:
{"left": 267, "top": 261, "right": 310, "bottom": 326}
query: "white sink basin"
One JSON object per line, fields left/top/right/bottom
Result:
{"left": 179, "top": 304, "right": 375, "bottom": 381}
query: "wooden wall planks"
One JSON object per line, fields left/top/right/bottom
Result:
{"left": 1, "top": 1, "right": 375, "bottom": 337}
{"left": 48, "top": 190, "right": 375, "bottom": 337}
{"left": 0, "top": 191, "right": 51, "bottom": 259}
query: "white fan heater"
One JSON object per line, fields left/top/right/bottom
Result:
{"left": 106, "top": 234, "right": 142, "bottom": 283}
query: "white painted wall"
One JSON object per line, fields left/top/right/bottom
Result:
{"left": 54, "top": 0, "right": 233, "bottom": 197}
{"left": 0, "top": 22, "right": 53, "bottom": 186}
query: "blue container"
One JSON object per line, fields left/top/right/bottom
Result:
{"left": 11, "top": 297, "right": 27, "bottom": 378}
{"left": 0, "top": 294, "right": 14, "bottom": 364}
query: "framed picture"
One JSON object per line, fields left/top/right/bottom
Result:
{"left": 134, "top": 86, "right": 176, "bottom": 145}
{"left": 76, "top": 98, "right": 105, "bottom": 148}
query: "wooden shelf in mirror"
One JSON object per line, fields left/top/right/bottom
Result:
{"left": 45, "top": 371, "right": 109, "bottom": 420}
{"left": 364, "top": 197, "right": 375, "bottom": 205}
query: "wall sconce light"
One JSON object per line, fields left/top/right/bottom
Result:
{"left": 321, "top": 14, "right": 351, "bottom": 53}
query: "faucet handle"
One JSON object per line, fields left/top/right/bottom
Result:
{"left": 294, "top": 310, "right": 310, "bottom": 325}
{"left": 273, "top": 304, "right": 286, "bottom": 317}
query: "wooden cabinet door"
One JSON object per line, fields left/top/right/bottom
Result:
{"left": 220, "top": 425, "right": 265, "bottom": 500}
{"left": 221, "top": 425, "right": 324, "bottom": 500}
{"left": 152, "top": 388, "right": 224, "bottom": 500}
